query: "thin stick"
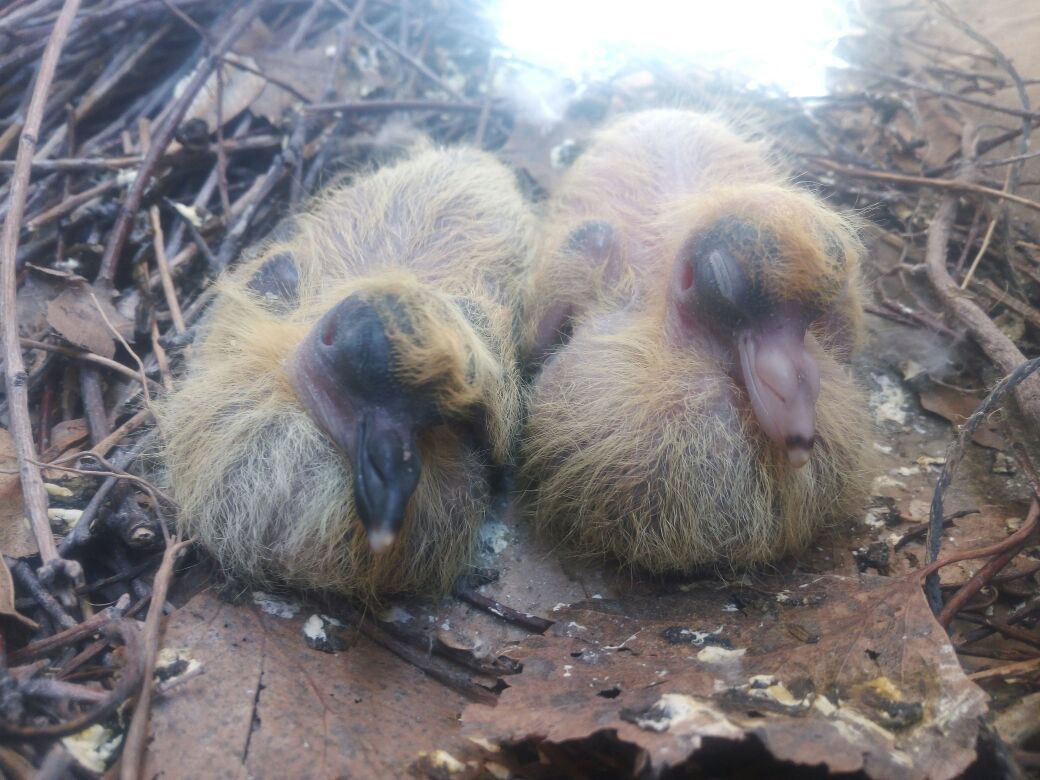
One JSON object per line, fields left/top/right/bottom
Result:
{"left": 304, "top": 98, "right": 484, "bottom": 115}
{"left": 937, "top": 502, "right": 1039, "bottom": 627}
{"left": 24, "top": 178, "right": 121, "bottom": 230}
{"left": 474, "top": 53, "right": 498, "bottom": 149}
{"left": 95, "top": 3, "right": 261, "bottom": 288}
{"left": 967, "top": 655, "right": 1040, "bottom": 680}
{"left": 455, "top": 588, "right": 554, "bottom": 634}
{"left": 150, "top": 320, "right": 174, "bottom": 391}
{"left": 959, "top": 217, "right": 998, "bottom": 289}
{"left": 919, "top": 501, "right": 1040, "bottom": 581}
{"left": 214, "top": 64, "right": 232, "bottom": 218}
{"left": 358, "top": 19, "right": 464, "bottom": 101}
{"left": 79, "top": 405, "right": 151, "bottom": 461}
{"left": 19, "top": 338, "right": 163, "bottom": 392}
{"left": 809, "top": 157, "right": 1040, "bottom": 215}
{"left": 0, "top": 0, "right": 82, "bottom": 576}
{"left": 119, "top": 538, "right": 192, "bottom": 780}
{"left": 150, "top": 208, "right": 186, "bottom": 333}
{"left": 850, "top": 65, "right": 1039, "bottom": 121}
{"left": 8, "top": 594, "right": 130, "bottom": 665}
{"left": 0, "top": 620, "right": 144, "bottom": 739}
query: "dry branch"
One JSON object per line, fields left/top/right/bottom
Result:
{"left": 0, "top": 0, "right": 82, "bottom": 582}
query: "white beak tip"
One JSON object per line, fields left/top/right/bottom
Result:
{"left": 786, "top": 447, "right": 812, "bottom": 469}
{"left": 367, "top": 529, "right": 396, "bottom": 553}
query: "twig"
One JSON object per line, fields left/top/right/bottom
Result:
{"left": 19, "top": 338, "right": 163, "bottom": 392}
{"left": 57, "top": 445, "right": 142, "bottom": 555}
{"left": 924, "top": 356, "right": 1040, "bottom": 609}
{"left": 214, "top": 64, "right": 232, "bottom": 217}
{"left": 8, "top": 594, "right": 130, "bottom": 665}
{"left": 971, "top": 277, "right": 1040, "bottom": 330}
{"left": 893, "top": 509, "right": 978, "bottom": 551}
{"left": 455, "top": 588, "right": 554, "bottom": 634}
{"left": 937, "top": 501, "right": 1040, "bottom": 627}
{"left": 927, "top": 0, "right": 1032, "bottom": 195}
{"left": 79, "top": 365, "right": 110, "bottom": 444}
{"left": 960, "top": 214, "right": 1000, "bottom": 289}
{"left": 213, "top": 151, "right": 292, "bottom": 271}
{"left": 919, "top": 500, "right": 1040, "bottom": 582}
{"left": 94, "top": 3, "right": 261, "bottom": 288}
{"left": 344, "top": 612, "right": 497, "bottom": 705}
{"left": 0, "top": 620, "right": 144, "bottom": 739}
{"left": 82, "top": 407, "right": 153, "bottom": 461}
{"left": 0, "top": 0, "right": 83, "bottom": 586}
{"left": 304, "top": 98, "right": 485, "bottom": 115}
{"left": 26, "top": 457, "right": 174, "bottom": 510}
{"left": 150, "top": 207, "right": 186, "bottom": 333}
{"left": 7, "top": 557, "right": 76, "bottom": 630}
{"left": 0, "top": 134, "right": 283, "bottom": 174}
{"left": 850, "top": 65, "right": 1039, "bottom": 121}
{"left": 809, "top": 157, "right": 1040, "bottom": 215}
{"left": 151, "top": 319, "right": 174, "bottom": 391}
{"left": 968, "top": 655, "right": 1040, "bottom": 680}
{"left": 474, "top": 53, "right": 499, "bottom": 148}
{"left": 88, "top": 289, "right": 155, "bottom": 414}
{"left": 24, "top": 178, "right": 121, "bottom": 230}
{"left": 120, "top": 537, "right": 191, "bottom": 780}
{"left": 358, "top": 18, "right": 464, "bottom": 101}
{"left": 955, "top": 613, "right": 1040, "bottom": 650}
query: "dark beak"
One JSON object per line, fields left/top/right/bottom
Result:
{"left": 287, "top": 295, "right": 426, "bottom": 553}
{"left": 352, "top": 415, "right": 421, "bottom": 552}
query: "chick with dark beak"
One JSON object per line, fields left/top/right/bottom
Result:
{"left": 158, "top": 146, "right": 533, "bottom": 603}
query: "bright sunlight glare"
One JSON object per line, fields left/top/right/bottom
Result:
{"left": 493, "top": 0, "right": 851, "bottom": 96}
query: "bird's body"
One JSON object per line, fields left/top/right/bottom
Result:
{"left": 158, "top": 147, "right": 534, "bottom": 602}
{"left": 521, "top": 110, "right": 873, "bottom": 571}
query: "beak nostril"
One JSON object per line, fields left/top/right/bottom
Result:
{"left": 321, "top": 320, "right": 336, "bottom": 347}
{"left": 680, "top": 263, "right": 694, "bottom": 292}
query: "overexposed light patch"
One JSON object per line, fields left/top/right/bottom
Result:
{"left": 494, "top": 0, "right": 850, "bottom": 96}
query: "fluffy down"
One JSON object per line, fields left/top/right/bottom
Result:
{"left": 158, "top": 147, "right": 535, "bottom": 602}
{"left": 521, "top": 110, "right": 874, "bottom": 572}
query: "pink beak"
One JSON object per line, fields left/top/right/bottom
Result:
{"left": 736, "top": 318, "right": 820, "bottom": 468}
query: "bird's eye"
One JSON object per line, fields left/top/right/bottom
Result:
{"left": 693, "top": 247, "right": 749, "bottom": 320}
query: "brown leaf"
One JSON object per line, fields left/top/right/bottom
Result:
{"left": 918, "top": 385, "right": 1007, "bottom": 450}
{"left": 45, "top": 284, "right": 131, "bottom": 360}
{"left": 463, "top": 574, "right": 987, "bottom": 779}
{"left": 181, "top": 55, "right": 268, "bottom": 133}
{"left": 40, "top": 418, "right": 89, "bottom": 463}
{"left": 250, "top": 39, "right": 355, "bottom": 124}
{"left": 0, "top": 428, "right": 38, "bottom": 560}
{"left": 145, "top": 590, "right": 476, "bottom": 777}
{"left": 0, "top": 432, "right": 40, "bottom": 631}
{"left": 0, "top": 555, "right": 38, "bottom": 633}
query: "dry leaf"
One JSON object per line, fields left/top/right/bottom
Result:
{"left": 145, "top": 590, "right": 475, "bottom": 777}
{"left": 250, "top": 41, "right": 350, "bottom": 124}
{"left": 0, "top": 445, "right": 39, "bottom": 632}
{"left": 0, "top": 428, "right": 37, "bottom": 560}
{"left": 0, "top": 556, "right": 38, "bottom": 633}
{"left": 45, "top": 284, "right": 131, "bottom": 360}
{"left": 180, "top": 54, "right": 268, "bottom": 133}
{"left": 41, "top": 418, "right": 89, "bottom": 462}
{"left": 463, "top": 574, "right": 987, "bottom": 779}
{"left": 918, "top": 385, "right": 1007, "bottom": 450}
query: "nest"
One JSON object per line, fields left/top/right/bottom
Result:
{"left": 1, "top": 0, "right": 1039, "bottom": 776}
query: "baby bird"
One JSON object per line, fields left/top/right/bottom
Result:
{"left": 521, "top": 109, "right": 873, "bottom": 572}
{"left": 158, "top": 147, "right": 534, "bottom": 602}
